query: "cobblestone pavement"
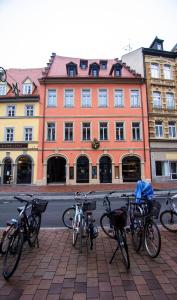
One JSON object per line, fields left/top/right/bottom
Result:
{"left": 0, "top": 229, "right": 177, "bottom": 300}
{"left": 0, "top": 181, "right": 177, "bottom": 194}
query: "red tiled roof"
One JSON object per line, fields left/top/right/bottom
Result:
{"left": 5, "top": 68, "right": 44, "bottom": 96}
{"left": 45, "top": 55, "right": 141, "bottom": 78}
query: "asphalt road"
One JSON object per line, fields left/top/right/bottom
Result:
{"left": 0, "top": 193, "right": 171, "bottom": 228}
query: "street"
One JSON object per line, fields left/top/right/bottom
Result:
{"left": 0, "top": 192, "right": 171, "bottom": 228}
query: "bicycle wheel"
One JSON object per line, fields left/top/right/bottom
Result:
{"left": 131, "top": 217, "right": 142, "bottom": 252}
{"left": 3, "top": 229, "right": 24, "bottom": 279}
{"left": 144, "top": 221, "right": 161, "bottom": 258}
{"left": 62, "top": 207, "right": 75, "bottom": 229}
{"left": 160, "top": 210, "right": 177, "bottom": 232}
{"left": 100, "top": 213, "right": 115, "bottom": 239}
{"left": 118, "top": 229, "right": 130, "bottom": 270}
{"left": 28, "top": 214, "right": 41, "bottom": 247}
{"left": 0, "top": 225, "right": 17, "bottom": 255}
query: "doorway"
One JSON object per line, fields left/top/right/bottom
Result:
{"left": 47, "top": 156, "right": 66, "bottom": 183}
{"left": 99, "top": 156, "right": 112, "bottom": 183}
{"left": 76, "top": 156, "right": 89, "bottom": 183}
{"left": 122, "top": 156, "right": 141, "bottom": 182}
{"left": 3, "top": 157, "right": 12, "bottom": 184}
{"left": 17, "top": 155, "right": 32, "bottom": 184}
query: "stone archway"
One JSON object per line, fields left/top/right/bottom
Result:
{"left": 47, "top": 156, "right": 66, "bottom": 184}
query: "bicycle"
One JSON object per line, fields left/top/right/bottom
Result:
{"left": 100, "top": 191, "right": 117, "bottom": 239}
{"left": 129, "top": 197, "right": 161, "bottom": 258}
{"left": 99, "top": 191, "right": 130, "bottom": 269}
{"left": 63, "top": 191, "right": 98, "bottom": 253}
{"left": 1, "top": 195, "right": 48, "bottom": 279}
{"left": 160, "top": 192, "right": 177, "bottom": 232}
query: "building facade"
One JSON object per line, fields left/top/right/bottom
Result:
{"left": 0, "top": 68, "right": 42, "bottom": 184}
{"left": 122, "top": 37, "right": 177, "bottom": 182}
{"left": 36, "top": 54, "right": 151, "bottom": 185}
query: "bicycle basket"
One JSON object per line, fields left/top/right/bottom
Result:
{"left": 83, "top": 200, "right": 96, "bottom": 211}
{"left": 110, "top": 209, "right": 127, "bottom": 228}
{"left": 150, "top": 200, "right": 161, "bottom": 219}
{"left": 32, "top": 199, "right": 48, "bottom": 214}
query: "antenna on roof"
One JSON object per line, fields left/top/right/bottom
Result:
{"left": 122, "top": 40, "right": 133, "bottom": 53}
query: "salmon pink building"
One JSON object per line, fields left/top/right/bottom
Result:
{"left": 37, "top": 53, "right": 151, "bottom": 185}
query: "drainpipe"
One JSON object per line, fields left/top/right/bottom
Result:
{"left": 140, "top": 82, "right": 146, "bottom": 163}
{"left": 41, "top": 79, "right": 46, "bottom": 165}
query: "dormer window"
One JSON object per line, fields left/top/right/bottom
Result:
{"left": 100, "top": 60, "right": 107, "bottom": 70}
{"left": 115, "top": 68, "right": 121, "bottom": 77}
{"left": 80, "top": 60, "right": 88, "bottom": 70}
{"left": 66, "top": 62, "right": 77, "bottom": 77}
{"left": 157, "top": 44, "right": 162, "bottom": 50}
{"left": 0, "top": 83, "right": 6, "bottom": 95}
{"left": 110, "top": 63, "right": 122, "bottom": 77}
{"left": 23, "top": 83, "right": 32, "bottom": 95}
{"left": 89, "top": 63, "right": 100, "bottom": 77}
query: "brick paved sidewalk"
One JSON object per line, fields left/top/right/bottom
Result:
{"left": 0, "top": 181, "right": 177, "bottom": 194}
{"left": 0, "top": 229, "right": 177, "bottom": 300}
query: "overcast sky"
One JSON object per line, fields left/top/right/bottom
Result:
{"left": 1, "top": 0, "right": 177, "bottom": 69}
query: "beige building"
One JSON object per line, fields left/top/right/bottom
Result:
{"left": 122, "top": 37, "right": 177, "bottom": 182}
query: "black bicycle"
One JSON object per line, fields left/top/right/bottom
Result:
{"left": 123, "top": 194, "right": 161, "bottom": 258}
{"left": 1, "top": 195, "right": 48, "bottom": 279}
{"left": 100, "top": 192, "right": 130, "bottom": 269}
{"left": 100, "top": 191, "right": 117, "bottom": 239}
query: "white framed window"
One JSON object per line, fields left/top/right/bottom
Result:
{"left": 82, "top": 122, "right": 91, "bottom": 141}
{"left": 132, "top": 122, "right": 140, "bottom": 140}
{"left": 24, "top": 127, "right": 33, "bottom": 141}
{"left": 130, "top": 90, "right": 140, "bottom": 108}
{"left": 164, "top": 64, "right": 172, "bottom": 80}
{"left": 64, "top": 122, "right": 73, "bottom": 141}
{"left": 115, "top": 122, "right": 124, "bottom": 140}
{"left": 81, "top": 89, "right": 91, "bottom": 107}
{"left": 98, "top": 89, "right": 108, "bottom": 107}
{"left": 5, "top": 128, "right": 14, "bottom": 142}
{"left": 47, "top": 123, "right": 55, "bottom": 141}
{"left": 0, "top": 84, "right": 6, "bottom": 95}
{"left": 155, "top": 121, "right": 163, "bottom": 137}
{"left": 156, "top": 161, "right": 169, "bottom": 176}
{"left": 23, "top": 83, "right": 33, "bottom": 95}
{"left": 151, "top": 63, "right": 160, "bottom": 78}
{"left": 64, "top": 89, "right": 74, "bottom": 107}
{"left": 166, "top": 93, "right": 175, "bottom": 109}
{"left": 47, "top": 89, "right": 57, "bottom": 107}
{"left": 153, "top": 92, "right": 161, "bottom": 108}
{"left": 169, "top": 121, "right": 176, "bottom": 138}
{"left": 100, "top": 122, "right": 108, "bottom": 140}
{"left": 7, "top": 105, "right": 15, "bottom": 117}
{"left": 114, "top": 89, "right": 124, "bottom": 107}
{"left": 25, "top": 105, "right": 34, "bottom": 116}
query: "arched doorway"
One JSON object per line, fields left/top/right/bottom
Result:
{"left": 3, "top": 157, "right": 12, "bottom": 184}
{"left": 99, "top": 156, "right": 112, "bottom": 183}
{"left": 17, "top": 155, "right": 32, "bottom": 184}
{"left": 76, "top": 156, "right": 89, "bottom": 183}
{"left": 122, "top": 156, "right": 141, "bottom": 182}
{"left": 47, "top": 156, "right": 66, "bottom": 184}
